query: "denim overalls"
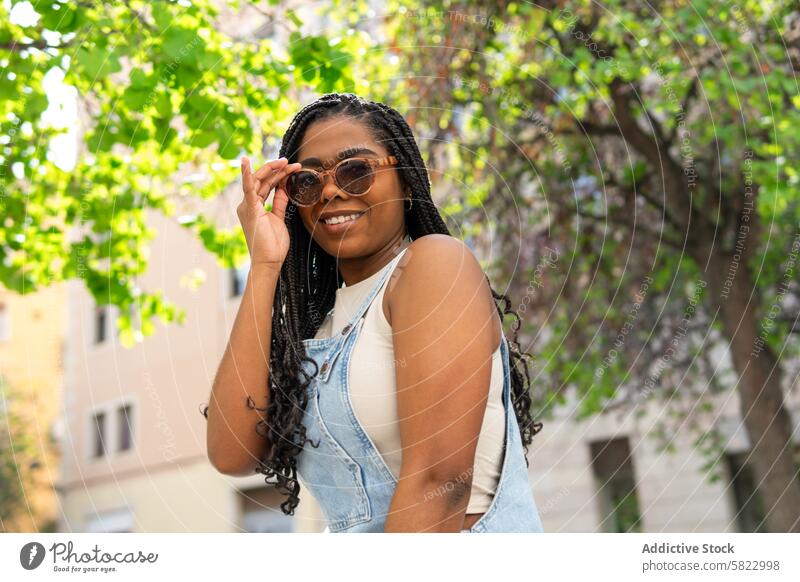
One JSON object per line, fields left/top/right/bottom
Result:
{"left": 296, "top": 250, "right": 545, "bottom": 533}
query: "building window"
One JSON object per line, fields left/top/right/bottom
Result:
{"left": 230, "top": 259, "right": 250, "bottom": 298}
{"left": 89, "top": 402, "right": 134, "bottom": 460}
{"left": 725, "top": 452, "right": 767, "bottom": 532}
{"left": 117, "top": 403, "right": 133, "bottom": 452}
{"left": 589, "top": 437, "right": 643, "bottom": 532}
{"left": 91, "top": 411, "right": 106, "bottom": 458}
{"left": 94, "top": 306, "right": 108, "bottom": 344}
{"left": 0, "top": 302, "right": 9, "bottom": 341}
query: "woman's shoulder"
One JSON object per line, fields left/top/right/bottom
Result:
{"left": 393, "top": 234, "right": 482, "bottom": 280}
{"left": 385, "top": 234, "right": 482, "bottom": 299}
{"left": 384, "top": 234, "right": 498, "bottom": 335}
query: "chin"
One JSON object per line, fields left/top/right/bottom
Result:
{"left": 315, "top": 235, "right": 369, "bottom": 259}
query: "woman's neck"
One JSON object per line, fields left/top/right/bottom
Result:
{"left": 338, "top": 232, "right": 412, "bottom": 286}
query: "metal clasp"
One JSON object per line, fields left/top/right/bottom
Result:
{"left": 318, "top": 317, "right": 363, "bottom": 383}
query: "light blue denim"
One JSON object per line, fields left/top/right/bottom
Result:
{"left": 296, "top": 251, "right": 545, "bottom": 533}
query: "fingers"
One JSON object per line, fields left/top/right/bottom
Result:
{"left": 242, "top": 156, "right": 294, "bottom": 207}
{"left": 253, "top": 157, "right": 289, "bottom": 180}
{"left": 272, "top": 186, "right": 290, "bottom": 222}
{"left": 257, "top": 162, "right": 302, "bottom": 201}
{"left": 241, "top": 157, "right": 257, "bottom": 206}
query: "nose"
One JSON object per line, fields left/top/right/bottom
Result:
{"left": 318, "top": 171, "right": 350, "bottom": 206}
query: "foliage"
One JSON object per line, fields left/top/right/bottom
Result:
{"left": 379, "top": 0, "right": 800, "bottom": 416}
{"left": 0, "top": 0, "right": 361, "bottom": 346}
{"left": 0, "top": 375, "right": 52, "bottom": 531}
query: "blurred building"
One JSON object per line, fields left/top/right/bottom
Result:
{"left": 0, "top": 282, "right": 66, "bottom": 532}
{"left": 528, "top": 388, "right": 800, "bottom": 532}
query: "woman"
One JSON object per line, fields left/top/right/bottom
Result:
{"left": 204, "top": 93, "right": 544, "bottom": 533}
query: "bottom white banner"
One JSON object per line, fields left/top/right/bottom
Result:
{"left": 1, "top": 533, "right": 797, "bottom": 581}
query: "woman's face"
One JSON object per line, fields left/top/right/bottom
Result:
{"left": 293, "top": 116, "right": 407, "bottom": 258}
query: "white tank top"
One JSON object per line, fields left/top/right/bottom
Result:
{"left": 313, "top": 247, "right": 505, "bottom": 513}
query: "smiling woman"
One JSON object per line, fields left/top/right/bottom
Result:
{"left": 289, "top": 115, "right": 411, "bottom": 278}
{"left": 203, "top": 93, "right": 545, "bottom": 533}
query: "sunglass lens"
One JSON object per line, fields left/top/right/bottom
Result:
{"left": 286, "top": 171, "right": 322, "bottom": 206}
{"left": 335, "top": 159, "right": 374, "bottom": 195}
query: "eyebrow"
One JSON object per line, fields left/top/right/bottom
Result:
{"left": 299, "top": 146, "right": 379, "bottom": 167}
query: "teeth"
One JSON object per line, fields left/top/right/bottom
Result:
{"left": 323, "top": 213, "right": 361, "bottom": 225}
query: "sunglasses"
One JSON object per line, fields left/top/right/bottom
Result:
{"left": 281, "top": 156, "right": 398, "bottom": 207}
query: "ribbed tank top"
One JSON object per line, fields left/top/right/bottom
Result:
{"left": 313, "top": 246, "right": 505, "bottom": 513}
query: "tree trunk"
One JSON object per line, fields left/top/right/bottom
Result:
{"left": 706, "top": 250, "right": 800, "bottom": 532}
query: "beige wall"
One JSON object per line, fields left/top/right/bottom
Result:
{"left": 0, "top": 282, "right": 67, "bottom": 532}
{"left": 59, "top": 458, "right": 323, "bottom": 532}
{"left": 60, "top": 208, "right": 224, "bottom": 487}
{"left": 532, "top": 394, "right": 741, "bottom": 533}
{"left": 58, "top": 189, "right": 258, "bottom": 531}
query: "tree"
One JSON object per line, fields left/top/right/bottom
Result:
{"left": 379, "top": 0, "right": 800, "bottom": 531}
{"left": 1, "top": 0, "right": 361, "bottom": 345}
{"left": 0, "top": 375, "right": 56, "bottom": 532}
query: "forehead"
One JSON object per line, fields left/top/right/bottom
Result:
{"left": 296, "top": 116, "right": 386, "bottom": 161}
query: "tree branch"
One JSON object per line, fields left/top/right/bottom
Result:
{"left": 570, "top": 205, "right": 685, "bottom": 250}
{"left": 609, "top": 78, "right": 695, "bottom": 235}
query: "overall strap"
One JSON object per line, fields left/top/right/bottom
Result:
{"left": 316, "top": 247, "right": 409, "bottom": 383}
{"left": 346, "top": 247, "right": 409, "bottom": 328}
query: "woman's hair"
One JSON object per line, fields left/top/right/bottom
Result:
{"left": 204, "top": 93, "right": 542, "bottom": 515}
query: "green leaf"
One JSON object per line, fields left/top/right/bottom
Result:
{"left": 155, "top": 93, "right": 172, "bottom": 117}
{"left": 152, "top": 3, "right": 172, "bottom": 29}
{"left": 119, "top": 327, "right": 136, "bottom": 348}
{"left": 75, "top": 46, "right": 122, "bottom": 79}
{"left": 41, "top": 3, "right": 77, "bottom": 33}
{"left": 191, "top": 129, "right": 217, "bottom": 148}
{"left": 286, "top": 9, "right": 303, "bottom": 28}
{"left": 122, "top": 86, "right": 150, "bottom": 110}
{"left": 217, "top": 138, "right": 239, "bottom": 159}
{"left": 129, "top": 68, "right": 154, "bottom": 89}
{"left": 162, "top": 28, "right": 200, "bottom": 62}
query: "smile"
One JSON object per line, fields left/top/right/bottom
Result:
{"left": 318, "top": 210, "right": 367, "bottom": 233}
{"left": 322, "top": 212, "right": 363, "bottom": 225}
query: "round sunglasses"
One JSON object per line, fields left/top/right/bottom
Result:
{"left": 280, "top": 156, "right": 398, "bottom": 207}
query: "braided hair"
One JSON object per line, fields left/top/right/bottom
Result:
{"left": 206, "top": 93, "right": 542, "bottom": 515}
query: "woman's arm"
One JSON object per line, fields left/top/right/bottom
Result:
{"left": 383, "top": 234, "right": 502, "bottom": 532}
{"left": 206, "top": 156, "right": 298, "bottom": 477}
{"left": 206, "top": 265, "right": 279, "bottom": 476}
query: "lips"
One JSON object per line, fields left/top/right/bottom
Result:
{"left": 317, "top": 209, "right": 367, "bottom": 233}
{"left": 321, "top": 212, "right": 363, "bottom": 225}
{"left": 318, "top": 208, "right": 367, "bottom": 222}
